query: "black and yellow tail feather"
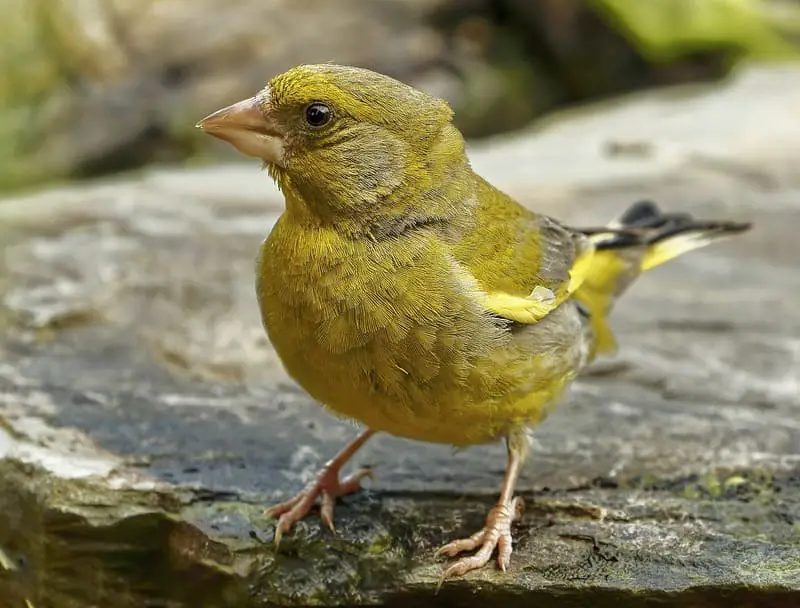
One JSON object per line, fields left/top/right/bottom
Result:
{"left": 573, "top": 201, "right": 751, "bottom": 357}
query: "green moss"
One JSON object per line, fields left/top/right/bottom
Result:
{"left": 754, "top": 557, "right": 800, "bottom": 574}
{"left": 632, "top": 467, "right": 788, "bottom": 505}
{"left": 724, "top": 475, "right": 748, "bottom": 489}
{"left": 365, "top": 531, "right": 395, "bottom": 556}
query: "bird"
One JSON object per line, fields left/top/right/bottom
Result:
{"left": 196, "top": 63, "right": 751, "bottom": 580}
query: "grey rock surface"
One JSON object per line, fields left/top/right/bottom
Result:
{"left": 1, "top": 66, "right": 799, "bottom": 606}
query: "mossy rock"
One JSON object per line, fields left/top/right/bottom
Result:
{"left": 2, "top": 67, "right": 800, "bottom": 604}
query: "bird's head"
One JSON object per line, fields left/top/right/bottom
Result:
{"left": 197, "top": 64, "right": 470, "bottom": 230}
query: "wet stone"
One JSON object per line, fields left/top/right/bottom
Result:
{"left": 1, "top": 67, "right": 799, "bottom": 606}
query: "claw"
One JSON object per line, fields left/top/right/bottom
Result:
{"left": 320, "top": 492, "right": 336, "bottom": 532}
{"left": 263, "top": 429, "right": 377, "bottom": 548}
{"left": 434, "top": 526, "right": 485, "bottom": 558}
{"left": 273, "top": 515, "right": 286, "bottom": 551}
{"left": 340, "top": 467, "right": 373, "bottom": 493}
{"left": 264, "top": 466, "right": 373, "bottom": 548}
{"left": 436, "top": 496, "right": 523, "bottom": 583}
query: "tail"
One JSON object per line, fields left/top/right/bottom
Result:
{"left": 573, "top": 200, "right": 751, "bottom": 356}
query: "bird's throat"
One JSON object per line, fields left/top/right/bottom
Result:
{"left": 269, "top": 143, "right": 477, "bottom": 240}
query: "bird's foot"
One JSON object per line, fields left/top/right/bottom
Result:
{"left": 265, "top": 465, "right": 373, "bottom": 547}
{"left": 436, "top": 496, "right": 524, "bottom": 582}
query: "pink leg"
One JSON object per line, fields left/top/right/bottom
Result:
{"left": 436, "top": 438, "right": 525, "bottom": 583}
{"left": 265, "top": 428, "right": 376, "bottom": 547}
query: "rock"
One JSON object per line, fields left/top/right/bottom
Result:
{"left": 1, "top": 65, "right": 799, "bottom": 607}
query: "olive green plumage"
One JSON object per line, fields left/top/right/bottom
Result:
{"left": 242, "top": 64, "right": 749, "bottom": 446}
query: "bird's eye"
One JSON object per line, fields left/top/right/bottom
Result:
{"left": 305, "top": 102, "right": 331, "bottom": 127}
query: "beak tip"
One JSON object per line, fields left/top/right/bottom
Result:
{"left": 196, "top": 115, "right": 214, "bottom": 130}
{"left": 192, "top": 95, "right": 283, "bottom": 162}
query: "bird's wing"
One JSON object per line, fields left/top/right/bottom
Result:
{"left": 452, "top": 182, "right": 597, "bottom": 325}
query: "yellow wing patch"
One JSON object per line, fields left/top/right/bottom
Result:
{"left": 479, "top": 243, "right": 596, "bottom": 324}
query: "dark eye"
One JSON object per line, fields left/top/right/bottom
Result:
{"left": 305, "top": 102, "right": 331, "bottom": 127}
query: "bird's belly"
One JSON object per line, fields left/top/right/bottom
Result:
{"left": 258, "top": 227, "right": 587, "bottom": 446}
{"left": 264, "top": 303, "right": 584, "bottom": 447}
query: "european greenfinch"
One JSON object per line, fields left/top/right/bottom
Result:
{"left": 197, "top": 64, "right": 750, "bottom": 579}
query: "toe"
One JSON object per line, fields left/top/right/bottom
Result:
{"left": 435, "top": 528, "right": 487, "bottom": 558}
{"left": 496, "top": 531, "right": 513, "bottom": 571}
{"left": 265, "top": 466, "right": 373, "bottom": 549}
{"left": 264, "top": 494, "right": 301, "bottom": 518}
{"left": 270, "top": 488, "right": 322, "bottom": 548}
{"left": 442, "top": 550, "right": 490, "bottom": 579}
{"left": 274, "top": 512, "right": 295, "bottom": 549}
{"left": 442, "top": 558, "right": 475, "bottom": 580}
{"left": 338, "top": 467, "right": 373, "bottom": 495}
{"left": 434, "top": 542, "right": 462, "bottom": 558}
{"left": 320, "top": 492, "right": 336, "bottom": 533}
{"left": 438, "top": 496, "right": 521, "bottom": 579}
{"left": 442, "top": 560, "right": 471, "bottom": 580}
{"left": 441, "top": 534, "right": 498, "bottom": 580}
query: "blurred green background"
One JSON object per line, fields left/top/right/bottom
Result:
{"left": 3, "top": 0, "right": 800, "bottom": 193}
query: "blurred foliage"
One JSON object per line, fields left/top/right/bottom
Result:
{"left": 590, "top": 0, "right": 800, "bottom": 62}
{"left": 1, "top": 0, "right": 800, "bottom": 193}
{"left": 0, "top": 0, "right": 52, "bottom": 189}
